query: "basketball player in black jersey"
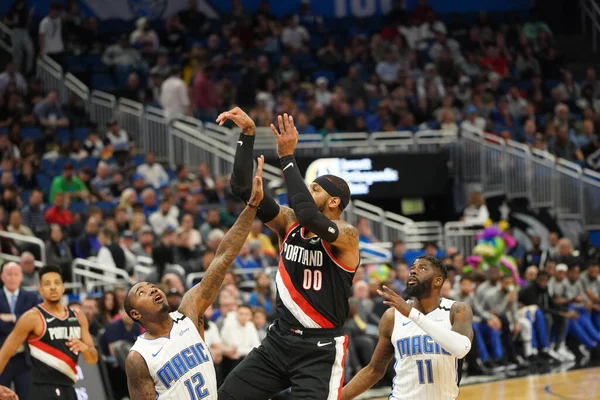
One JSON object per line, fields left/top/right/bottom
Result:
{"left": 216, "top": 109, "right": 360, "bottom": 399}
{"left": 0, "top": 265, "right": 98, "bottom": 400}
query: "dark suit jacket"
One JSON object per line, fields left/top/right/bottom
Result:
{"left": 0, "top": 289, "right": 40, "bottom": 368}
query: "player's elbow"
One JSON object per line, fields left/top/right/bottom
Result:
{"left": 453, "top": 336, "right": 472, "bottom": 359}
{"left": 230, "top": 175, "right": 251, "bottom": 202}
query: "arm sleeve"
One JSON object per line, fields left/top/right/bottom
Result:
{"left": 230, "top": 133, "right": 280, "bottom": 223}
{"left": 280, "top": 155, "right": 339, "bottom": 243}
{"left": 408, "top": 308, "right": 471, "bottom": 359}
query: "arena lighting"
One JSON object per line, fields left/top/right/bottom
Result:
{"left": 305, "top": 157, "right": 399, "bottom": 195}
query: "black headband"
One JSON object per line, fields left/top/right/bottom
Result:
{"left": 314, "top": 176, "right": 349, "bottom": 210}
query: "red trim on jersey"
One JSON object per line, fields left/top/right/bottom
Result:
{"left": 277, "top": 259, "right": 335, "bottom": 328}
{"left": 29, "top": 340, "right": 77, "bottom": 374}
{"left": 28, "top": 308, "right": 47, "bottom": 342}
{"left": 39, "top": 305, "right": 69, "bottom": 320}
{"left": 337, "top": 335, "right": 349, "bottom": 400}
{"left": 280, "top": 222, "right": 299, "bottom": 251}
{"left": 321, "top": 241, "right": 356, "bottom": 273}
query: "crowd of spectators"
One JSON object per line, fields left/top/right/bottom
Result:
{"left": 0, "top": 0, "right": 599, "bottom": 399}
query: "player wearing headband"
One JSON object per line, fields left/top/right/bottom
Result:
{"left": 216, "top": 109, "right": 360, "bottom": 399}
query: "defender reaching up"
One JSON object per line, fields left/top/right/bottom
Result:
{"left": 216, "top": 108, "right": 360, "bottom": 399}
{"left": 124, "top": 157, "right": 265, "bottom": 400}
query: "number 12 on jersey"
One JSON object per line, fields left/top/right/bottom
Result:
{"left": 184, "top": 372, "right": 209, "bottom": 399}
{"left": 416, "top": 359, "right": 433, "bottom": 384}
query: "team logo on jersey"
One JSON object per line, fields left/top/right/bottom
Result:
{"left": 56, "top": 388, "right": 61, "bottom": 396}
{"left": 68, "top": 317, "right": 79, "bottom": 322}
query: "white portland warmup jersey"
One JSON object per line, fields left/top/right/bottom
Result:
{"left": 390, "top": 298, "right": 461, "bottom": 400}
{"left": 129, "top": 311, "right": 218, "bottom": 399}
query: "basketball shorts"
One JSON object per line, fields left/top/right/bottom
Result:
{"left": 218, "top": 320, "right": 348, "bottom": 400}
{"left": 30, "top": 383, "right": 78, "bottom": 400}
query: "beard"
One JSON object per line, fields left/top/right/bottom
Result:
{"left": 46, "top": 297, "right": 61, "bottom": 305}
{"left": 315, "top": 200, "right": 327, "bottom": 213}
{"left": 160, "top": 302, "right": 170, "bottom": 313}
{"left": 405, "top": 278, "right": 432, "bottom": 298}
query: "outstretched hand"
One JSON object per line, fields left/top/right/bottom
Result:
{"left": 0, "top": 385, "right": 17, "bottom": 400}
{"left": 248, "top": 156, "right": 265, "bottom": 206}
{"left": 269, "top": 113, "right": 299, "bottom": 158}
{"left": 378, "top": 285, "right": 412, "bottom": 317}
{"left": 216, "top": 107, "right": 256, "bottom": 135}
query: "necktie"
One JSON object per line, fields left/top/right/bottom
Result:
{"left": 9, "top": 294, "right": 17, "bottom": 315}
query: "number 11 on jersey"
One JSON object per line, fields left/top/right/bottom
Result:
{"left": 416, "top": 359, "right": 433, "bottom": 384}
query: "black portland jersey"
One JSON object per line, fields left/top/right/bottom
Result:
{"left": 28, "top": 305, "right": 81, "bottom": 386}
{"left": 275, "top": 223, "right": 356, "bottom": 329}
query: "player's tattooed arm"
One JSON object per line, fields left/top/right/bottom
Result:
{"left": 329, "top": 220, "right": 360, "bottom": 270}
{"left": 450, "top": 301, "right": 474, "bottom": 342}
{"left": 266, "top": 205, "right": 298, "bottom": 241}
{"left": 341, "top": 309, "right": 395, "bottom": 400}
{"left": 178, "top": 157, "right": 264, "bottom": 333}
{"left": 126, "top": 351, "right": 156, "bottom": 400}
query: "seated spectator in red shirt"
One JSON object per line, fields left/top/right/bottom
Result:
{"left": 480, "top": 45, "right": 508, "bottom": 77}
{"left": 44, "top": 192, "right": 74, "bottom": 226}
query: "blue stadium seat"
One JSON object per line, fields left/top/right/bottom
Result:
{"left": 92, "top": 72, "right": 116, "bottom": 91}
{"left": 36, "top": 173, "right": 52, "bottom": 193}
{"left": 95, "top": 201, "right": 116, "bottom": 213}
{"left": 41, "top": 159, "right": 56, "bottom": 175}
{"left": 20, "top": 127, "right": 43, "bottom": 141}
{"left": 73, "top": 127, "right": 89, "bottom": 142}
{"left": 312, "top": 69, "right": 336, "bottom": 85}
{"left": 0, "top": 127, "right": 8, "bottom": 135}
{"left": 166, "top": 169, "right": 176, "bottom": 181}
{"left": 403, "top": 250, "right": 445, "bottom": 265}
{"left": 20, "top": 190, "right": 31, "bottom": 204}
{"left": 69, "top": 202, "right": 89, "bottom": 215}
{"left": 66, "top": 55, "right": 87, "bottom": 72}
{"left": 78, "top": 157, "right": 99, "bottom": 172}
{"left": 57, "top": 128, "right": 71, "bottom": 145}
{"left": 132, "top": 154, "right": 145, "bottom": 166}
{"left": 86, "top": 54, "right": 104, "bottom": 70}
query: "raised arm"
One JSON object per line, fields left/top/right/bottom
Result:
{"left": 178, "top": 157, "right": 264, "bottom": 333}
{"left": 341, "top": 308, "right": 395, "bottom": 400}
{"left": 379, "top": 286, "right": 473, "bottom": 359}
{"left": 217, "top": 107, "right": 297, "bottom": 239}
{"left": 0, "top": 309, "right": 39, "bottom": 374}
{"left": 269, "top": 114, "right": 358, "bottom": 247}
{"left": 126, "top": 351, "right": 155, "bottom": 400}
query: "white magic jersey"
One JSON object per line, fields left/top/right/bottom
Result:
{"left": 390, "top": 298, "right": 461, "bottom": 400}
{"left": 130, "top": 311, "right": 218, "bottom": 399}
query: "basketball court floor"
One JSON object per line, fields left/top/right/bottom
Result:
{"left": 367, "top": 366, "right": 600, "bottom": 399}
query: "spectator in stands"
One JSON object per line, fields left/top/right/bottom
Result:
{"left": 136, "top": 152, "right": 168, "bottom": 189}
{"left": 246, "top": 219, "right": 276, "bottom": 258}
{"left": 556, "top": 238, "right": 581, "bottom": 267}
{"left": 177, "top": 0, "right": 209, "bottom": 36}
{"left": 33, "top": 90, "right": 69, "bottom": 128}
{"left": 0, "top": 261, "right": 38, "bottom": 400}
{"left": 200, "top": 209, "right": 224, "bottom": 243}
{"left": 220, "top": 304, "right": 261, "bottom": 377}
{"left": 73, "top": 216, "right": 100, "bottom": 259}
{"left": 38, "top": 2, "right": 64, "bottom": 66}
{"left": 205, "top": 229, "right": 225, "bottom": 254}
{"left": 192, "top": 64, "right": 219, "bottom": 121}
{"left": 549, "top": 125, "right": 584, "bottom": 162}
{"left": 4, "top": 0, "right": 34, "bottom": 75}
{"left": 149, "top": 197, "right": 178, "bottom": 236}
{"left": 281, "top": 14, "right": 309, "bottom": 50}
{"left": 19, "top": 252, "right": 38, "bottom": 288}
{"left": 578, "top": 232, "right": 600, "bottom": 267}
{"left": 160, "top": 66, "right": 191, "bottom": 120}
{"left": 100, "top": 308, "right": 142, "bottom": 399}
{"left": 46, "top": 224, "right": 74, "bottom": 282}
{"left": 461, "top": 191, "right": 489, "bottom": 226}
{"left": 7, "top": 210, "right": 33, "bottom": 249}
{"left": 556, "top": 70, "right": 580, "bottom": 103}
{"left": 130, "top": 17, "right": 159, "bottom": 51}
{"left": 0, "top": 63, "right": 26, "bottom": 94}
{"left": 102, "top": 34, "right": 144, "bottom": 75}
{"left": 97, "top": 228, "right": 126, "bottom": 274}
{"left": 357, "top": 217, "right": 378, "bottom": 243}
{"left": 461, "top": 105, "right": 486, "bottom": 133}
{"left": 20, "top": 188, "right": 46, "bottom": 237}
{"left": 44, "top": 193, "right": 74, "bottom": 226}
{"left": 81, "top": 297, "right": 102, "bottom": 337}
{"left": 97, "top": 291, "right": 118, "bottom": 328}
{"left": 131, "top": 225, "right": 154, "bottom": 258}
{"left": 248, "top": 273, "right": 274, "bottom": 315}
{"left": 49, "top": 162, "right": 88, "bottom": 203}
{"left": 82, "top": 129, "right": 105, "bottom": 158}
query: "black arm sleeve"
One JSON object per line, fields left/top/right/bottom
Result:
{"left": 230, "top": 133, "right": 280, "bottom": 223}
{"left": 280, "top": 155, "right": 339, "bottom": 242}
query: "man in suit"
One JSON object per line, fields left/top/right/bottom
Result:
{"left": 0, "top": 262, "right": 39, "bottom": 400}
